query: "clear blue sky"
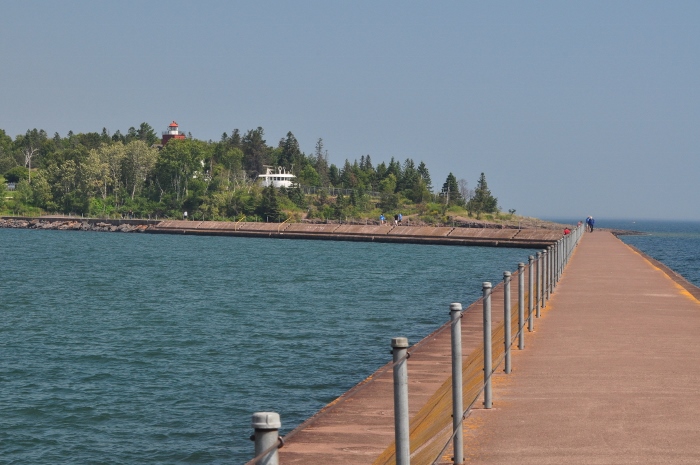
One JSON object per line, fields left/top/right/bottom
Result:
{"left": 2, "top": 1, "right": 698, "bottom": 220}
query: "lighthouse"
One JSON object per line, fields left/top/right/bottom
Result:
{"left": 161, "top": 121, "right": 186, "bottom": 146}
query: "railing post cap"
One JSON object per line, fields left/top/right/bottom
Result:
{"left": 483, "top": 281, "right": 492, "bottom": 289}
{"left": 252, "top": 412, "right": 281, "bottom": 430}
{"left": 503, "top": 271, "right": 511, "bottom": 277}
{"left": 529, "top": 255, "right": 535, "bottom": 261}
{"left": 536, "top": 251, "right": 542, "bottom": 257}
{"left": 391, "top": 337, "right": 409, "bottom": 348}
{"left": 450, "top": 302, "right": 463, "bottom": 312}
{"left": 518, "top": 262, "right": 525, "bottom": 268}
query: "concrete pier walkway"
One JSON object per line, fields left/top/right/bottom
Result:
{"left": 461, "top": 231, "right": 700, "bottom": 464}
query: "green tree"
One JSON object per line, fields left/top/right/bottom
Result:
{"left": 0, "top": 178, "right": 6, "bottom": 209}
{"left": 154, "top": 139, "right": 203, "bottom": 202}
{"left": 242, "top": 127, "right": 269, "bottom": 176}
{"left": 29, "top": 171, "right": 54, "bottom": 209}
{"left": 313, "top": 138, "right": 329, "bottom": 187}
{"left": 15, "top": 179, "right": 33, "bottom": 205}
{"left": 467, "top": 172, "right": 498, "bottom": 218}
{"left": 83, "top": 147, "right": 111, "bottom": 201}
{"left": 379, "top": 173, "right": 399, "bottom": 210}
{"left": 417, "top": 161, "right": 433, "bottom": 193}
{"left": 259, "top": 185, "right": 282, "bottom": 221}
{"left": 15, "top": 128, "right": 48, "bottom": 183}
{"left": 0, "top": 129, "right": 14, "bottom": 175}
{"left": 288, "top": 184, "right": 307, "bottom": 209}
{"left": 298, "top": 164, "right": 320, "bottom": 187}
{"left": 278, "top": 132, "right": 304, "bottom": 171}
{"left": 328, "top": 164, "right": 340, "bottom": 187}
{"left": 136, "top": 122, "right": 158, "bottom": 146}
{"left": 122, "top": 140, "right": 158, "bottom": 200}
{"left": 4, "top": 166, "right": 29, "bottom": 183}
{"left": 441, "top": 172, "right": 463, "bottom": 206}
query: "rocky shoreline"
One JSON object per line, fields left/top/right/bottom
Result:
{"left": 0, "top": 218, "right": 150, "bottom": 233}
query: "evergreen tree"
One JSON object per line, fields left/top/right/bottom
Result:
{"left": 313, "top": 138, "right": 329, "bottom": 186}
{"left": 279, "top": 131, "right": 303, "bottom": 171}
{"left": 136, "top": 122, "right": 158, "bottom": 146}
{"left": 230, "top": 129, "right": 242, "bottom": 148}
{"left": 398, "top": 158, "right": 418, "bottom": 193}
{"left": 328, "top": 164, "right": 340, "bottom": 187}
{"left": 467, "top": 172, "right": 498, "bottom": 218}
{"left": 417, "top": 161, "right": 433, "bottom": 192}
{"left": 288, "top": 184, "right": 307, "bottom": 209}
{"left": 259, "top": 185, "right": 281, "bottom": 221}
{"left": 242, "top": 127, "right": 268, "bottom": 176}
{"left": 100, "top": 128, "right": 111, "bottom": 144}
{"left": 441, "top": 172, "right": 464, "bottom": 206}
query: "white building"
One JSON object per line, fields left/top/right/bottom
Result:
{"left": 258, "top": 166, "right": 296, "bottom": 188}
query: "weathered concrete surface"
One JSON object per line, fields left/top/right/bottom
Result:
{"left": 459, "top": 231, "right": 700, "bottom": 464}
{"left": 146, "top": 220, "right": 561, "bottom": 248}
{"left": 387, "top": 226, "right": 454, "bottom": 237}
{"left": 511, "top": 229, "right": 563, "bottom": 241}
{"left": 448, "top": 228, "right": 519, "bottom": 239}
{"left": 283, "top": 223, "right": 338, "bottom": 234}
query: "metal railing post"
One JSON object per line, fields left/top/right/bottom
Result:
{"left": 535, "top": 251, "right": 544, "bottom": 318}
{"left": 551, "top": 243, "right": 556, "bottom": 288}
{"left": 551, "top": 244, "right": 555, "bottom": 291}
{"left": 503, "top": 271, "right": 512, "bottom": 374}
{"left": 518, "top": 262, "right": 525, "bottom": 349}
{"left": 483, "top": 282, "right": 493, "bottom": 409}
{"left": 555, "top": 241, "right": 559, "bottom": 285}
{"left": 543, "top": 248, "right": 550, "bottom": 304}
{"left": 528, "top": 256, "right": 535, "bottom": 332}
{"left": 552, "top": 244, "right": 556, "bottom": 290}
{"left": 554, "top": 241, "right": 559, "bottom": 285}
{"left": 392, "top": 337, "right": 410, "bottom": 465}
{"left": 252, "top": 412, "right": 281, "bottom": 465}
{"left": 450, "top": 303, "right": 464, "bottom": 465}
{"left": 558, "top": 239, "right": 563, "bottom": 281}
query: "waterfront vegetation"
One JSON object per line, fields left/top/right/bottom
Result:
{"left": 0, "top": 125, "right": 503, "bottom": 224}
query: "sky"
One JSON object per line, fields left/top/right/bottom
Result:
{"left": 1, "top": 1, "right": 698, "bottom": 221}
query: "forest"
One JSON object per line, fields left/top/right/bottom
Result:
{"left": 0, "top": 123, "right": 501, "bottom": 224}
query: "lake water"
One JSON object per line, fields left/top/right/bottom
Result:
{"left": 602, "top": 219, "right": 700, "bottom": 288}
{"left": 0, "top": 229, "right": 539, "bottom": 464}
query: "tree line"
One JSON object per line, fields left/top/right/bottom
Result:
{"left": 0, "top": 124, "right": 500, "bottom": 222}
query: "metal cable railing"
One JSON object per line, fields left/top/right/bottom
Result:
{"left": 246, "top": 223, "right": 584, "bottom": 464}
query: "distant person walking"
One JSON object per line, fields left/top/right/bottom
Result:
{"left": 586, "top": 216, "right": 595, "bottom": 232}
{"left": 380, "top": 214, "right": 386, "bottom": 225}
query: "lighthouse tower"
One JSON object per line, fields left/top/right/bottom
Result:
{"left": 161, "top": 121, "right": 186, "bottom": 146}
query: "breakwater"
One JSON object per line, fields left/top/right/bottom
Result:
{"left": 1, "top": 217, "right": 564, "bottom": 248}
{"left": 149, "top": 220, "right": 563, "bottom": 248}
{"left": 0, "top": 217, "right": 156, "bottom": 232}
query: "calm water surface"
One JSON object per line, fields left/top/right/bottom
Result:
{"left": 594, "top": 219, "right": 700, "bottom": 287}
{"left": 0, "top": 229, "right": 538, "bottom": 464}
